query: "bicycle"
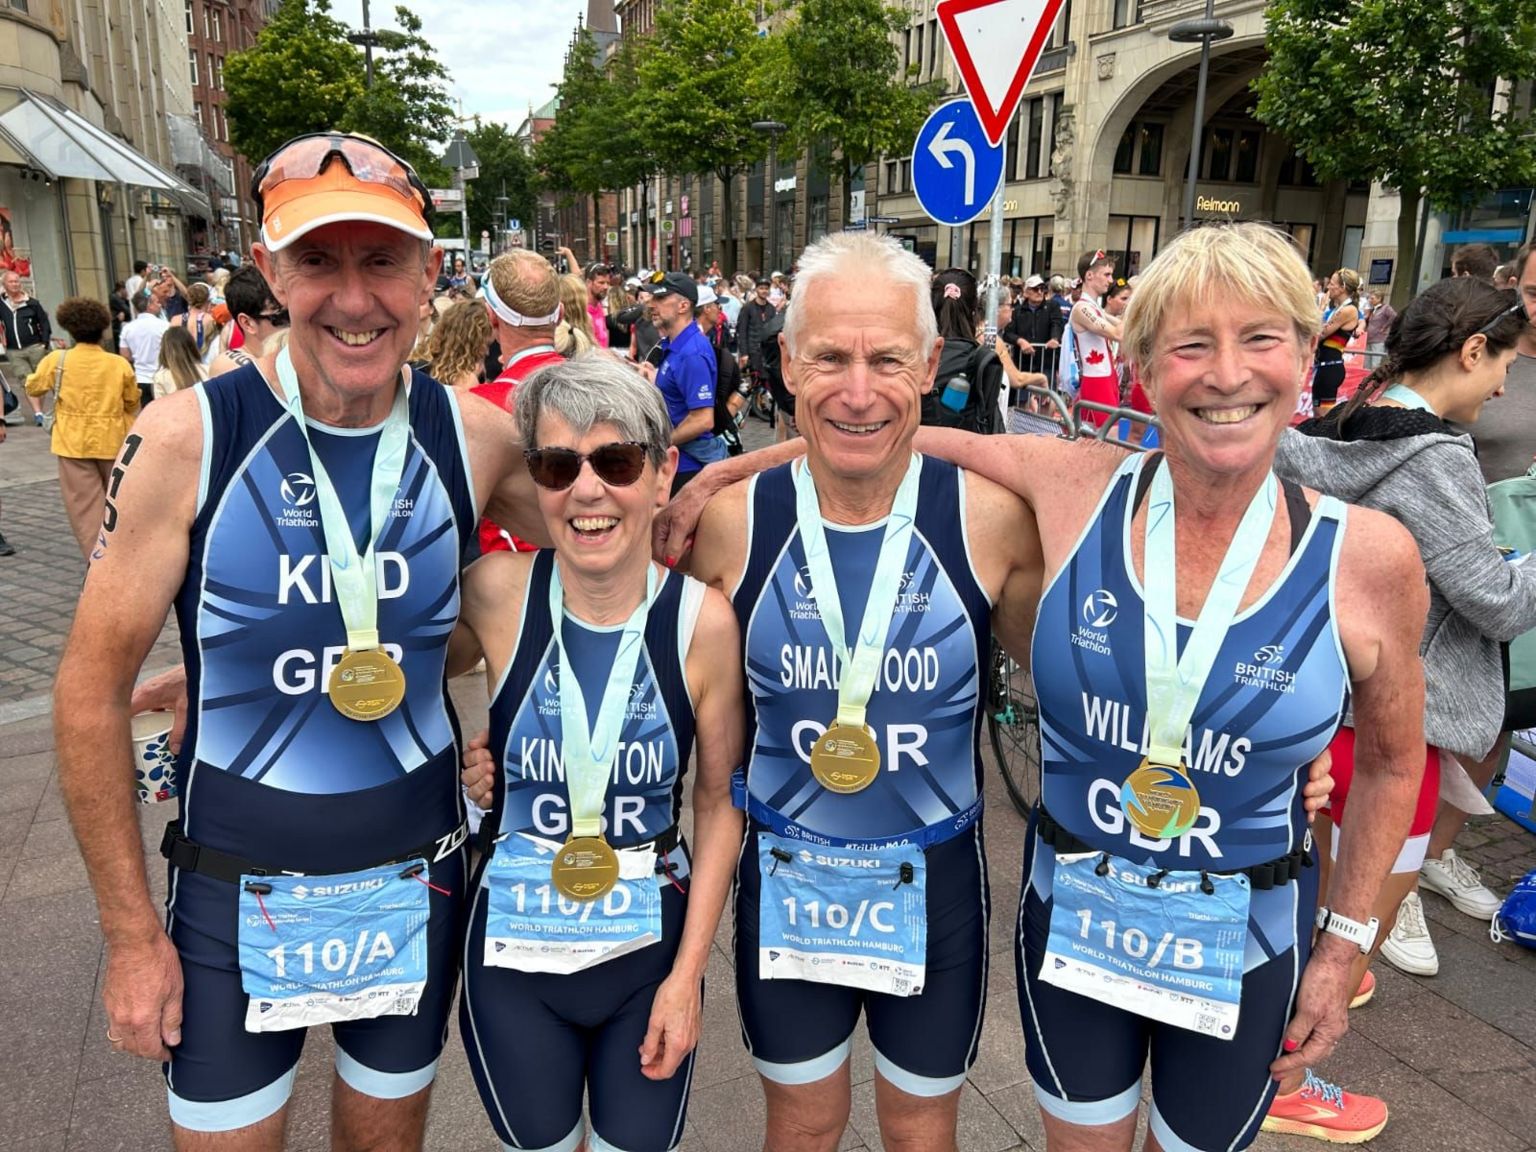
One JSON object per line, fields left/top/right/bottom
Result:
{"left": 987, "top": 637, "right": 1040, "bottom": 818}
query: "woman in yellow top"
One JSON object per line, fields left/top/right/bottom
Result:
{"left": 26, "top": 297, "right": 139, "bottom": 559}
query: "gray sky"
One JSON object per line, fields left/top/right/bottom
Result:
{"left": 329, "top": 0, "right": 591, "bottom": 132}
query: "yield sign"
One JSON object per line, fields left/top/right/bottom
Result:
{"left": 937, "top": 0, "right": 1067, "bottom": 147}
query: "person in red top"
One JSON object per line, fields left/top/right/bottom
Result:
{"left": 582, "top": 260, "right": 612, "bottom": 349}
{"left": 472, "top": 250, "right": 567, "bottom": 553}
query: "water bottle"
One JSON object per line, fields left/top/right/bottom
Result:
{"left": 941, "top": 372, "right": 970, "bottom": 413}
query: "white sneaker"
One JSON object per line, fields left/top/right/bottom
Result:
{"left": 1420, "top": 848, "right": 1503, "bottom": 919}
{"left": 1379, "top": 891, "right": 1439, "bottom": 976}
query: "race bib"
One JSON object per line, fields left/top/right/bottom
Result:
{"left": 482, "top": 833, "right": 663, "bottom": 975}
{"left": 757, "top": 833, "right": 926, "bottom": 997}
{"left": 238, "top": 860, "right": 431, "bottom": 1033}
{"left": 1041, "top": 852, "right": 1250, "bottom": 1039}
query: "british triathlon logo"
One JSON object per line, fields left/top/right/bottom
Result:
{"left": 1082, "top": 590, "right": 1118, "bottom": 628}
{"left": 1236, "top": 643, "right": 1296, "bottom": 694}
{"left": 1073, "top": 590, "right": 1116, "bottom": 655}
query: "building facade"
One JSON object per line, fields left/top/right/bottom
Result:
{"left": 591, "top": 0, "right": 1532, "bottom": 291}
{"left": 0, "top": 0, "right": 220, "bottom": 311}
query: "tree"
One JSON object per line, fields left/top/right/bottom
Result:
{"left": 341, "top": 7, "right": 455, "bottom": 181}
{"left": 637, "top": 0, "right": 776, "bottom": 274}
{"left": 1254, "top": 0, "right": 1536, "bottom": 306}
{"left": 224, "top": 0, "right": 364, "bottom": 165}
{"left": 773, "top": 0, "right": 939, "bottom": 229}
{"left": 462, "top": 119, "right": 538, "bottom": 244}
{"left": 225, "top": 0, "right": 455, "bottom": 192}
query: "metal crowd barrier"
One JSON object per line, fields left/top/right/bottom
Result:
{"left": 1007, "top": 385, "right": 1162, "bottom": 453}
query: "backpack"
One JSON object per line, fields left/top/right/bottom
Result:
{"left": 921, "top": 339, "right": 1005, "bottom": 435}
{"left": 1057, "top": 321, "right": 1082, "bottom": 399}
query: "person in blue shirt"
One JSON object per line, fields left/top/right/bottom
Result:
{"left": 642, "top": 271, "right": 726, "bottom": 494}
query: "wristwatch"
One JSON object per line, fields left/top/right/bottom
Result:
{"left": 1315, "top": 907, "right": 1380, "bottom": 953}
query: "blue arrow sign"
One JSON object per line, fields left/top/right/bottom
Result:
{"left": 911, "top": 100, "right": 1005, "bottom": 227}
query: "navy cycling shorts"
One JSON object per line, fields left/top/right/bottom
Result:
{"left": 1016, "top": 823, "right": 1317, "bottom": 1152}
{"left": 460, "top": 859, "right": 695, "bottom": 1152}
{"left": 163, "top": 849, "right": 467, "bottom": 1133}
{"left": 734, "top": 822, "right": 990, "bottom": 1097}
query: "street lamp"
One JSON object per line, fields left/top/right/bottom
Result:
{"left": 753, "top": 120, "right": 787, "bottom": 272}
{"left": 346, "top": 0, "right": 380, "bottom": 88}
{"left": 441, "top": 129, "right": 480, "bottom": 266}
{"left": 1169, "top": 0, "right": 1233, "bottom": 231}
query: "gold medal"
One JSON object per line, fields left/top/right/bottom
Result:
{"left": 809, "top": 722, "right": 881, "bottom": 794}
{"left": 328, "top": 648, "right": 407, "bottom": 722}
{"left": 550, "top": 835, "right": 620, "bottom": 901}
{"left": 1120, "top": 758, "right": 1202, "bottom": 839}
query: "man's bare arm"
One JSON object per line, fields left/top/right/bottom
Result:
{"left": 458, "top": 389, "right": 553, "bottom": 547}
{"left": 56, "top": 391, "right": 203, "bottom": 1058}
{"left": 654, "top": 440, "right": 803, "bottom": 564}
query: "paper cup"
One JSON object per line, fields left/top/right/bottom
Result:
{"left": 131, "top": 712, "right": 178, "bottom": 804}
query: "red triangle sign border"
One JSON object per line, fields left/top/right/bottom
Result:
{"left": 936, "top": 0, "right": 1068, "bottom": 148}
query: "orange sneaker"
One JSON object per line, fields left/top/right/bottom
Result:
{"left": 1263, "top": 1070, "right": 1388, "bottom": 1144}
{"left": 1350, "top": 968, "right": 1376, "bottom": 1009}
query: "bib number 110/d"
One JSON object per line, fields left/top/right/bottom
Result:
{"left": 1073, "top": 908, "right": 1205, "bottom": 970}
{"left": 508, "top": 880, "right": 637, "bottom": 920}
{"left": 781, "top": 896, "right": 897, "bottom": 937}
{"left": 265, "top": 929, "right": 399, "bottom": 979}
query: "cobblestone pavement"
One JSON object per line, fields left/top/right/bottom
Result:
{"left": 2, "top": 404, "right": 1535, "bottom": 1150}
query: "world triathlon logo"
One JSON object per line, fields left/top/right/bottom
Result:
{"left": 280, "top": 472, "right": 317, "bottom": 508}
{"left": 793, "top": 565, "right": 816, "bottom": 601}
{"left": 1082, "top": 590, "right": 1118, "bottom": 628}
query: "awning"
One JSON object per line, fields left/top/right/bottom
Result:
{"left": 0, "top": 87, "right": 213, "bottom": 218}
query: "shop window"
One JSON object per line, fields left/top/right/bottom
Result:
{"left": 808, "top": 195, "right": 828, "bottom": 243}
{"left": 1113, "top": 126, "right": 1134, "bottom": 175}
{"left": 1233, "top": 129, "right": 1261, "bottom": 183}
{"left": 1138, "top": 123, "right": 1163, "bottom": 176}
{"left": 1277, "top": 153, "right": 1319, "bottom": 187}
{"left": 1203, "top": 127, "right": 1234, "bottom": 181}
{"left": 1025, "top": 96, "right": 1044, "bottom": 180}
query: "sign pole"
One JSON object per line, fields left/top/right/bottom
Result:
{"left": 983, "top": 188, "right": 1004, "bottom": 342}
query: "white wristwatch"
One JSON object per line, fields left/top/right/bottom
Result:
{"left": 1315, "top": 907, "right": 1380, "bottom": 953}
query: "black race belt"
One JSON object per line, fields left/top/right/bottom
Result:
{"left": 1034, "top": 806, "right": 1312, "bottom": 892}
{"left": 160, "top": 818, "right": 470, "bottom": 884}
{"left": 474, "top": 821, "right": 682, "bottom": 871}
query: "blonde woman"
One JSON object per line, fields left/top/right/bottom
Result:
{"left": 151, "top": 325, "right": 207, "bottom": 399}
{"left": 424, "top": 297, "right": 493, "bottom": 389}
{"left": 1312, "top": 268, "right": 1361, "bottom": 412}
{"left": 554, "top": 274, "right": 595, "bottom": 357}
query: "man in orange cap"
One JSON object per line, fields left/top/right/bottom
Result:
{"left": 52, "top": 132, "right": 550, "bottom": 1150}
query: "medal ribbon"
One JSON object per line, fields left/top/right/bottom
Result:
{"left": 550, "top": 560, "right": 658, "bottom": 839}
{"left": 275, "top": 348, "right": 410, "bottom": 652}
{"left": 1382, "top": 384, "right": 1438, "bottom": 414}
{"left": 1143, "top": 459, "right": 1276, "bottom": 767}
{"left": 794, "top": 455, "right": 923, "bottom": 730}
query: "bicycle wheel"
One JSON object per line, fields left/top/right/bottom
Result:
{"left": 987, "top": 638, "right": 1040, "bottom": 819}
{"left": 750, "top": 386, "right": 775, "bottom": 423}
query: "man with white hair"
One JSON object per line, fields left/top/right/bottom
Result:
{"left": 55, "top": 131, "right": 548, "bottom": 1150}
{"left": 684, "top": 231, "right": 1043, "bottom": 1151}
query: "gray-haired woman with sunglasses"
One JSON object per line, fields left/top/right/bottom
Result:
{"left": 447, "top": 353, "right": 745, "bottom": 1152}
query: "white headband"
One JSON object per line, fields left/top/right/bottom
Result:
{"left": 482, "top": 271, "right": 561, "bottom": 327}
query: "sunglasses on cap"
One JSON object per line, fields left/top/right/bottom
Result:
{"left": 256, "top": 306, "right": 289, "bottom": 326}
{"left": 250, "top": 133, "right": 434, "bottom": 224}
{"left": 524, "top": 442, "right": 650, "bottom": 490}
